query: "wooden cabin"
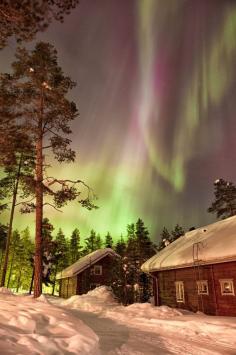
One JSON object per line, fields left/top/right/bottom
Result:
{"left": 56, "top": 248, "right": 119, "bottom": 298}
{"left": 142, "top": 216, "right": 236, "bottom": 316}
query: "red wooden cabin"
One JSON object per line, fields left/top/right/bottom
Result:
{"left": 142, "top": 216, "right": 236, "bottom": 316}
{"left": 56, "top": 248, "right": 119, "bottom": 298}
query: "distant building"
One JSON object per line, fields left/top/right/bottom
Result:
{"left": 56, "top": 248, "right": 119, "bottom": 298}
{"left": 142, "top": 216, "right": 236, "bottom": 316}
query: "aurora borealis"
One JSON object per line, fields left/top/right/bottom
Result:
{"left": 1, "top": 0, "right": 236, "bottom": 242}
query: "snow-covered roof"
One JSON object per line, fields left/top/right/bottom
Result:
{"left": 141, "top": 216, "right": 236, "bottom": 273}
{"left": 56, "top": 248, "right": 119, "bottom": 279}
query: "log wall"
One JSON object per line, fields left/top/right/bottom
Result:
{"left": 152, "top": 261, "right": 236, "bottom": 316}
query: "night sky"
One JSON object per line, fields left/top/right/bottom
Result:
{"left": 1, "top": 0, "right": 236, "bottom": 243}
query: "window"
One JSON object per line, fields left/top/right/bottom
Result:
{"left": 90, "top": 265, "right": 102, "bottom": 275}
{"left": 197, "top": 280, "right": 209, "bottom": 295}
{"left": 219, "top": 279, "right": 235, "bottom": 296}
{"left": 175, "top": 281, "right": 184, "bottom": 302}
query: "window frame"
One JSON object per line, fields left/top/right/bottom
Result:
{"left": 175, "top": 281, "right": 185, "bottom": 303}
{"left": 219, "top": 279, "right": 235, "bottom": 296}
{"left": 196, "top": 280, "right": 209, "bottom": 295}
{"left": 93, "top": 265, "right": 102, "bottom": 275}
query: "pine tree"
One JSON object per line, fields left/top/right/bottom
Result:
{"left": 0, "top": 1, "right": 79, "bottom": 49}
{"left": 104, "top": 232, "right": 113, "bottom": 248}
{"left": 0, "top": 42, "right": 96, "bottom": 297}
{"left": 69, "top": 228, "right": 82, "bottom": 263}
{"left": 208, "top": 179, "right": 236, "bottom": 219}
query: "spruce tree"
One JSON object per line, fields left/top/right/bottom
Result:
{"left": 83, "top": 229, "right": 97, "bottom": 254}
{"left": 115, "top": 235, "right": 126, "bottom": 257}
{"left": 69, "top": 228, "right": 82, "bottom": 263}
{"left": 171, "top": 224, "right": 185, "bottom": 242}
{"left": 55, "top": 228, "right": 69, "bottom": 271}
{"left": 104, "top": 232, "right": 113, "bottom": 248}
{"left": 157, "top": 227, "right": 171, "bottom": 251}
{"left": 95, "top": 234, "right": 102, "bottom": 250}
{"left": 208, "top": 179, "right": 236, "bottom": 219}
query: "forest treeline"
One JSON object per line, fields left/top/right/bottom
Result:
{"left": 0, "top": 216, "right": 186, "bottom": 303}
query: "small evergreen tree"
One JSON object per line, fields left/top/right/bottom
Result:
{"left": 104, "top": 232, "right": 113, "bottom": 248}
{"left": 115, "top": 235, "right": 126, "bottom": 257}
{"left": 83, "top": 229, "right": 97, "bottom": 255}
{"left": 95, "top": 234, "right": 102, "bottom": 249}
{"left": 69, "top": 228, "right": 82, "bottom": 263}
{"left": 157, "top": 227, "right": 171, "bottom": 251}
{"left": 171, "top": 224, "right": 185, "bottom": 242}
{"left": 208, "top": 179, "right": 236, "bottom": 219}
{"left": 55, "top": 228, "right": 70, "bottom": 271}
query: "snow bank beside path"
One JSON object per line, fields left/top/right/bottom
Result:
{"left": 60, "top": 286, "right": 236, "bottom": 351}
{"left": 62, "top": 285, "right": 118, "bottom": 312}
{"left": 0, "top": 291, "right": 99, "bottom": 355}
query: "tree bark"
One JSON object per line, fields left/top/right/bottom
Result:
{"left": 51, "top": 263, "right": 58, "bottom": 295}
{"left": 0, "top": 154, "right": 23, "bottom": 287}
{"left": 7, "top": 243, "right": 16, "bottom": 288}
{"left": 34, "top": 88, "right": 44, "bottom": 298}
{"left": 29, "top": 267, "right": 34, "bottom": 295}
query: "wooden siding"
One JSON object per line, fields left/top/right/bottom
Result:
{"left": 152, "top": 261, "right": 236, "bottom": 316}
{"left": 59, "top": 255, "right": 115, "bottom": 298}
{"left": 59, "top": 275, "right": 77, "bottom": 299}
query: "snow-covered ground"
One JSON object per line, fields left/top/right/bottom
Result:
{"left": 1, "top": 286, "right": 236, "bottom": 354}
{"left": 55, "top": 286, "right": 236, "bottom": 354}
{"left": 0, "top": 287, "right": 99, "bottom": 355}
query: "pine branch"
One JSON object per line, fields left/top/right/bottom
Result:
{"left": 43, "top": 203, "right": 63, "bottom": 213}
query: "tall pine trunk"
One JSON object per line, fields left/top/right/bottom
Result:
{"left": 0, "top": 154, "right": 23, "bottom": 287}
{"left": 34, "top": 88, "right": 44, "bottom": 298}
{"left": 16, "top": 269, "right": 22, "bottom": 292}
{"left": 7, "top": 243, "right": 16, "bottom": 288}
{"left": 51, "top": 263, "right": 58, "bottom": 296}
{"left": 29, "top": 267, "right": 34, "bottom": 295}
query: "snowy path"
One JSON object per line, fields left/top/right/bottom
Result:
{"left": 65, "top": 309, "right": 236, "bottom": 355}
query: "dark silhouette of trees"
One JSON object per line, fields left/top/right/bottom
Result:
{"left": 208, "top": 179, "right": 236, "bottom": 219}
{"left": 0, "top": 0, "right": 79, "bottom": 49}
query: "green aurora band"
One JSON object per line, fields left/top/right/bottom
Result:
{"left": 1, "top": 0, "right": 236, "bottom": 242}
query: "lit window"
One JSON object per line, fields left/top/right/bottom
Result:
{"left": 175, "top": 281, "right": 184, "bottom": 302}
{"left": 91, "top": 265, "right": 102, "bottom": 275}
{"left": 197, "top": 280, "right": 209, "bottom": 295}
{"left": 219, "top": 279, "right": 235, "bottom": 296}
